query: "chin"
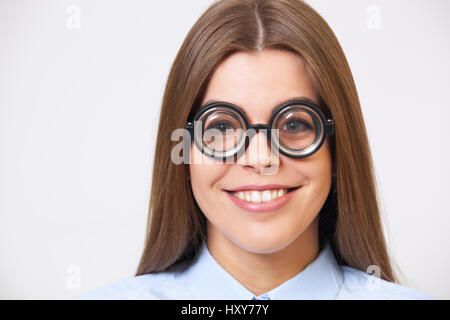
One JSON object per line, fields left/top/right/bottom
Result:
{"left": 232, "top": 233, "right": 295, "bottom": 254}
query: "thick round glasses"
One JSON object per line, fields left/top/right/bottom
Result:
{"left": 184, "top": 99, "right": 334, "bottom": 160}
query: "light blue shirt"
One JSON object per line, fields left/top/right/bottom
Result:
{"left": 79, "top": 241, "right": 436, "bottom": 300}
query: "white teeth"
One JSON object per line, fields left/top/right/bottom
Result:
{"left": 231, "top": 188, "right": 289, "bottom": 203}
{"left": 262, "top": 190, "right": 272, "bottom": 202}
{"left": 251, "top": 191, "right": 261, "bottom": 203}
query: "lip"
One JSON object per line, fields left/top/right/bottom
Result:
{"left": 225, "top": 184, "right": 299, "bottom": 192}
{"left": 224, "top": 186, "right": 302, "bottom": 214}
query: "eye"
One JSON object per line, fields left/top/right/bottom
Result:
{"left": 206, "top": 121, "right": 235, "bottom": 133}
{"left": 281, "top": 118, "right": 312, "bottom": 133}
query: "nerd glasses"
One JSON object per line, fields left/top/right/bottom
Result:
{"left": 184, "top": 99, "right": 334, "bottom": 160}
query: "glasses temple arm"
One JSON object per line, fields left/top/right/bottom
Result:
{"left": 325, "top": 119, "right": 334, "bottom": 136}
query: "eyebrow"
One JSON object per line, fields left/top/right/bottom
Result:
{"left": 200, "top": 96, "right": 318, "bottom": 117}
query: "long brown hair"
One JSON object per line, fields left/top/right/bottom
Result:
{"left": 136, "top": 0, "right": 398, "bottom": 283}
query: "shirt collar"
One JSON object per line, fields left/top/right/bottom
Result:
{"left": 179, "top": 240, "right": 344, "bottom": 300}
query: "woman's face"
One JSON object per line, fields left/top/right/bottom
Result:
{"left": 189, "top": 49, "right": 333, "bottom": 254}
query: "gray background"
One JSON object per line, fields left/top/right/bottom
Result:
{"left": 0, "top": 0, "right": 449, "bottom": 299}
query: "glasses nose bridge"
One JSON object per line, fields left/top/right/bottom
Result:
{"left": 246, "top": 123, "right": 271, "bottom": 140}
{"left": 243, "top": 123, "right": 277, "bottom": 170}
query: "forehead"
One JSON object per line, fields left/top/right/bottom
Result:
{"left": 200, "top": 49, "right": 319, "bottom": 123}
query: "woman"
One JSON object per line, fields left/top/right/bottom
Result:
{"left": 80, "top": 0, "right": 435, "bottom": 299}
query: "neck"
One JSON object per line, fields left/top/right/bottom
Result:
{"left": 206, "top": 217, "right": 320, "bottom": 296}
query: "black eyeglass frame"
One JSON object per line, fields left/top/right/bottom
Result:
{"left": 184, "top": 99, "right": 334, "bottom": 160}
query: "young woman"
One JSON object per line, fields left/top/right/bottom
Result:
{"left": 80, "top": 0, "right": 435, "bottom": 299}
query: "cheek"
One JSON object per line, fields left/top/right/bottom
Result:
{"left": 189, "top": 144, "right": 227, "bottom": 214}
{"left": 289, "top": 139, "right": 333, "bottom": 185}
{"left": 281, "top": 140, "right": 333, "bottom": 225}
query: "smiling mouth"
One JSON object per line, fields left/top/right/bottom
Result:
{"left": 224, "top": 186, "right": 301, "bottom": 203}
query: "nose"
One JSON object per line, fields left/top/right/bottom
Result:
{"left": 238, "top": 129, "right": 279, "bottom": 175}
